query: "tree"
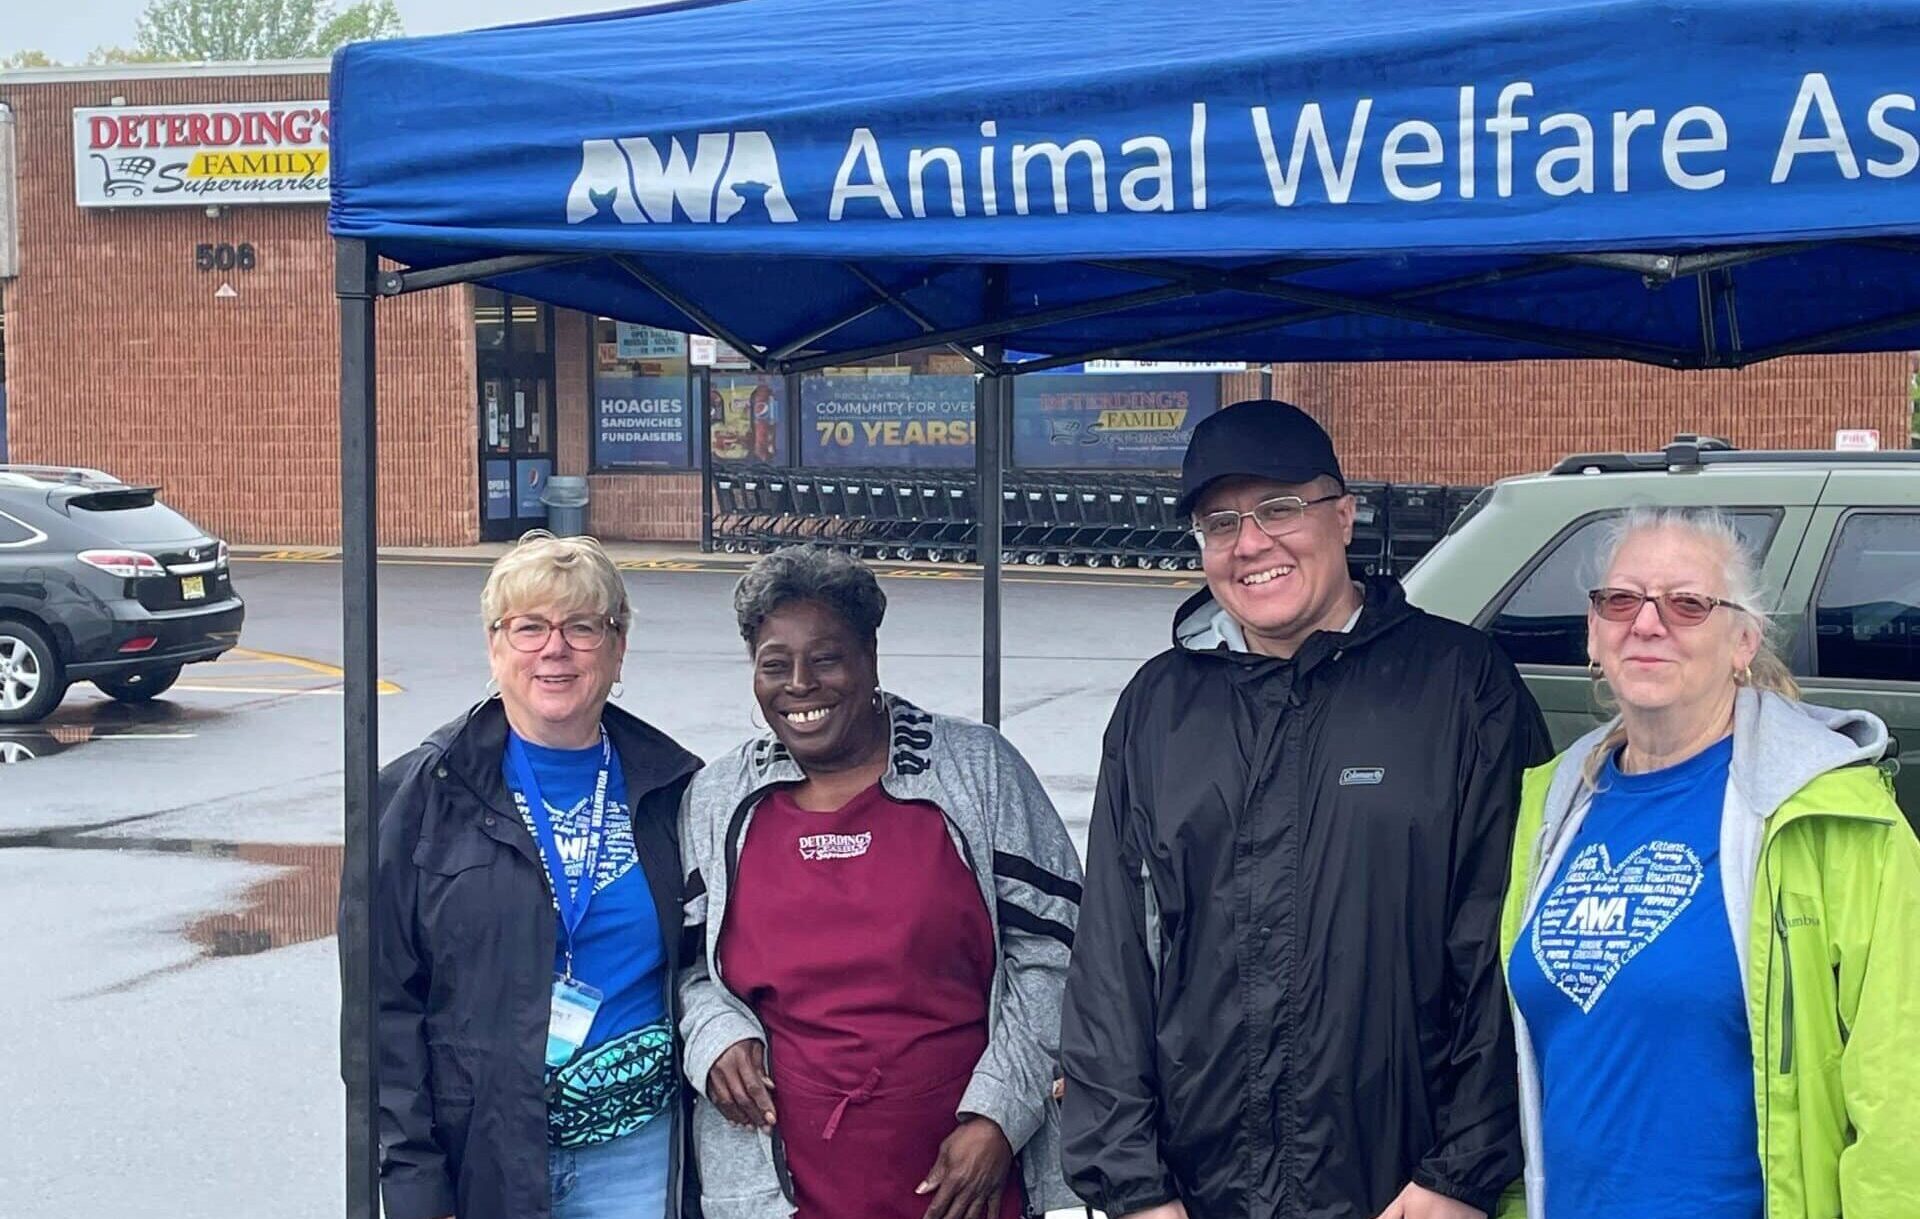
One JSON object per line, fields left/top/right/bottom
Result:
{"left": 1, "top": 50, "right": 60, "bottom": 69}
{"left": 132, "top": 0, "right": 403, "bottom": 61}
{"left": 87, "top": 46, "right": 175, "bottom": 65}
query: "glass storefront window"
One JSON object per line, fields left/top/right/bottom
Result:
{"left": 509, "top": 296, "right": 549, "bottom": 354}
{"left": 592, "top": 320, "right": 694, "bottom": 469}
{"left": 708, "top": 373, "right": 789, "bottom": 466}
{"left": 474, "top": 286, "right": 507, "bottom": 351}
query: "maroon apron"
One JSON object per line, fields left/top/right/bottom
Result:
{"left": 718, "top": 783, "right": 1024, "bottom": 1219}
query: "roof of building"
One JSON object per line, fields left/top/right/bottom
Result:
{"left": 0, "top": 60, "right": 328, "bottom": 87}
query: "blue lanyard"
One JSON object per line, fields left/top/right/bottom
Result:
{"left": 505, "top": 729, "right": 612, "bottom": 978}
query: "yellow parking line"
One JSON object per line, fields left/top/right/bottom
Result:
{"left": 173, "top": 684, "right": 363, "bottom": 696}
{"left": 226, "top": 647, "right": 402, "bottom": 694}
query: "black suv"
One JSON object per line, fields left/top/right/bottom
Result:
{"left": 0, "top": 465, "right": 244, "bottom": 723}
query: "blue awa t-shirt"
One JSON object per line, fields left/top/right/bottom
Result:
{"left": 1509, "top": 735, "right": 1762, "bottom": 1219}
{"left": 504, "top": 733, "right": 668, "bottom": 1051}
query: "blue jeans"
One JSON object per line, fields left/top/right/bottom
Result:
{"left": 549, "top": 1114, "right": 671, "bottom": 1219}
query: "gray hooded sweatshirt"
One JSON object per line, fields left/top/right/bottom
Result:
{"left": 677, "top": 694, "right": 1084, "bottom": 1219}
{"left": 1506, "top": 688, "right": 1890, "bottom": 1219}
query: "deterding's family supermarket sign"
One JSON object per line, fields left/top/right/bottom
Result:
{"left": 72, "top": 101, "right": 330, "bottom": 208}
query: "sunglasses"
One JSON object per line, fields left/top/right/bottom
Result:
{"left": 1587, "top": 587, "right": 1746, "bottom": 627}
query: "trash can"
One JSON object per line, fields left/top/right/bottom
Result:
{"left": 541, "top": 475, "right": 591, "bottom": 538}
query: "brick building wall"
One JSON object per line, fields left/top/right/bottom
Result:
{"left": 0, "top": 67, "right": 477, "bottom": 547}
{"left": 1271, "top": 354, "right": 1913, "bottom": 486}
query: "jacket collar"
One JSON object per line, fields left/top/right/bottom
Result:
{"left": 1170, "top": 573, "right": 1416, "bottom": 677}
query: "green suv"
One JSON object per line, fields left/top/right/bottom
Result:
{"left": 1402, "top": 437, "right": 1920, "bottom": 819}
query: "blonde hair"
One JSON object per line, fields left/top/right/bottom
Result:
{"left": 1582, "top": 507, "right": 1799, "bottom": 787}
{"left": 481, "top": 530, "right": 630, "bottom": 629}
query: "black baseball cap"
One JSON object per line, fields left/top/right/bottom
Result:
{"left": 1177, "top": 399, "right": 1345, "bottom": 515}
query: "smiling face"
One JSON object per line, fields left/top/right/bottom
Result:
{"left": 1195, "top": 475, "right": 1358, "bottom": 657}
{"left": 1588, "top": 525, "right": 1761, "bottom": 719}
{"left": 751, "top": 598, "right": 886, "bottom": 770}
{"left": 487, "top": 598, "right": 626, "bottom": 747}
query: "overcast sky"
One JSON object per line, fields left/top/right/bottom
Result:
{"left": 7, "top": 0, "right": 645, "bottom": 63}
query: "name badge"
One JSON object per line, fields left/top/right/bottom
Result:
{"left": 547, "top": 976, "right": 603, "bottom": 1068}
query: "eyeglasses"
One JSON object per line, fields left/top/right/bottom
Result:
{"left": 1192, "top": 492, "right": 1346, "bottom": 549}
{"left": 491, "top": 614, "right": 621, "bottom": 652}
{"left": 1587, "top": 588, "right": 1746, "bottom": 628}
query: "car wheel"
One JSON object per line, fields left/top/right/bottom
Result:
{"left": 0, "top": 622, "right": 68, "bottom": 724}
{"left": 94, "top": 664, "right": 183, "bottom": 704}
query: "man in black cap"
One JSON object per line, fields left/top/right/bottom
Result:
{"left": 1060, "top": 400, "right": 1550, "bottom": 1219}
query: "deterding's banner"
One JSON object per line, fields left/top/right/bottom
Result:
{"left": 1012, "top": 374, "right": 1221, "bottom": 468}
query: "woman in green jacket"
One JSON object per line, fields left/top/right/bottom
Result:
{"left": 1498, "top": 507, "right": 1920, "bottom": 1219}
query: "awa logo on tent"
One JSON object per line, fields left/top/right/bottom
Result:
{"left": 567, "top": 131, "right": 797, "bottom": 224}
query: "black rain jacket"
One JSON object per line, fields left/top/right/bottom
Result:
{"left": 1060, "top": 577, "right": 1551, "bottom": 1219}
{"left": 347, "top": 697, "right": 700, "bottom": 1219}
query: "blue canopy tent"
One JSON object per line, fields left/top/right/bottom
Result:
{"left": 328, "top": 0, "right": 1920, "bottom": 1211}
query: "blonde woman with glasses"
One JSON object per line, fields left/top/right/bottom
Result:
{"left": 354, "top": 531, "right": 702, "bottom": 1219}
{"left": 1499, "top": 507, "right": 1920, "bottom": 1219}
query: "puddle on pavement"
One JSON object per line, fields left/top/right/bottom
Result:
{"left": 0, "top": 827, "right": 343, "bottom": 972}
{"left": 0, "top": 647, "right": 398, "bottom": 765}
{"left": 186, "top": 842, "right": 343, "bottom": 958}
{"left": 0, "top": 699, "right": 216, "bottom": 764}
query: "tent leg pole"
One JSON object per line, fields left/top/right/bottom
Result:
{"left": 698, "top": 368, "right": 715, "bottom": 554}
{"left": 979, "top": 342, "right": 1005, "bottom": 728}
{"left": 336, "top": 236, "right": 381, "bottom": 1219}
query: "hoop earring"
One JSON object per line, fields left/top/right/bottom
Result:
{"left": 1738, "top": 664, "right": 1753, "bottom": 686}
{"left": 1587, "top": 661, "right": 1602, "bottom": 682}
{"left": 872, "top": 686, "right": 886, "bottom": 714}
{"left": 611, "top": 680, "right": 625, "bottom": 700}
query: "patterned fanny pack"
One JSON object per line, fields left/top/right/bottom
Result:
{"left": 546, "top": 1018, "right": 677, "bottom": 1149}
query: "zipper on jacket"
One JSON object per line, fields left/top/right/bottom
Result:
{"left": 935, "top": 804, "right": 1049, "bottom": 1213}
{"left": 1749, "top": 804, "right": 1892, "bottom": 1219}
{"left": 1772, "top": 890, "right": 1794, "bottom": 1074}
{"left": 1757, "top": 806, "right": 1893, "bottom": 1080}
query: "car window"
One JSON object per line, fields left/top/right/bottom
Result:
{"left": 1486, "top": 511, "right": 1779, "bottom": 666}
{"left": 0, "top": 510, "right": 45, "bottom": 547}
{"left": 69, "top": 497, "right": 206, "bottom": 544}
{"left": 1814, "top": 512, "right": 1920, "bottom": 683}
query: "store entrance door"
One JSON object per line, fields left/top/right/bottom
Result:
{"left": 476, "top": 290, "right": 556, "bottom": 541}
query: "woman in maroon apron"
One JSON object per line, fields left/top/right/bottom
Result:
{"left": 678, "top": 546, "right": 1084, "bottom": 1219}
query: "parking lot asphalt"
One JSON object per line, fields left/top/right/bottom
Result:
{"left": 0, "top": 553, "right": 1189, "bottom": 1218}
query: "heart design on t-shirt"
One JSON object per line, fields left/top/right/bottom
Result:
{"left": 1530, "top": 839, "right": 1704, "bottom": 1014}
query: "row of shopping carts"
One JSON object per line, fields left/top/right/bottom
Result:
{"left": 709, "top": 466, "right": 1483, "bottom": 575}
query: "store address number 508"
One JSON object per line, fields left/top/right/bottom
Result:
{"left": 193, "top": 242, "right": 258, "bottom": 272}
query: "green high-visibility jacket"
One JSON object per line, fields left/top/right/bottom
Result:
{"left": 1498, "top": 690, "right": 1920, "bottom": 1219}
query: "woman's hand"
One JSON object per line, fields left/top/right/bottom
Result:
{"left": 916, "top": 1114, "right": 1013, "bottom": 1219}
{"left": 1374, "top": 1182, "right": 1486, "bottom": 1219}
{"left": 706, "top": 1039, "right": 777, "bottom": 1129}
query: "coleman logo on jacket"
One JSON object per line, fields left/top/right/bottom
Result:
{"left": 798, "top": 831, "right": 872, "bottom": 861}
